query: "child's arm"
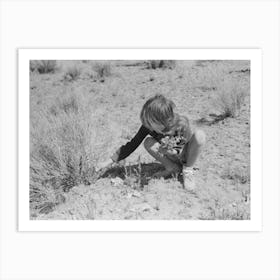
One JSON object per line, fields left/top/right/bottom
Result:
{"left": 182, "top": 125, "right": 193, "bottom": 144}
{"left": 96, "top": 125, "right": 150, "bottom": 171}
{"left": 111, "top": 125, "right": 149, "bottom": 162}
{"left": 178, "top": 115, "right": 193, "bottom": 143}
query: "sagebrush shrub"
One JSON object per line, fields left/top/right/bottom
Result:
{"left": 146, "top": 60, "right": 176, "bottom": 69}
{"left": 214, "top": 79, "right": 247, "bottom": 118}
{"left": 30, "top": 91, "right": 99, "bottom": 215}
{"left": 64, "top": 65, "right": 81, "bottom": 81}
{"left": 30, "top": 60, "right": 57, "bottom": 74}
{"left": 92, "top": 62, "right": 112, "bottom": 79}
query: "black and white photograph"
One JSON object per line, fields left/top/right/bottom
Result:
{"left": 27, "top": 56, "right": 252, "bottom": 221}
{"left": 2, "top": 1, "right": 280, "bottom": 279}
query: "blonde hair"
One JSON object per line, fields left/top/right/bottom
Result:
{"left": 140, "top": 95, "right": 175, "bottom": 133}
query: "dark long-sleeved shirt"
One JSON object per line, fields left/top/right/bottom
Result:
{"left": 111, "top": 114, "right": 192, "bottom": 162}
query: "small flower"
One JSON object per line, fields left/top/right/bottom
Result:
{"left": 160, "top": 135, "right": 186, "bottom": 154}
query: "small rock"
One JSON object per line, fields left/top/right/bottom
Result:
{"left": 130, "top": 203, "right": 153, "bottom": 212}
{"left": 132, "top": 190, "right": 141, "bottom": 198}
{"left": 111, "top": 177, "right": 123, "bottom": 187}
{"left": 127, "top": 191, "right": 142, "bottom": 199}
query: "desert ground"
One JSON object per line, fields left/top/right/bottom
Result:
{"left": 30, "top": 59, "right": 250, "bottom": 220}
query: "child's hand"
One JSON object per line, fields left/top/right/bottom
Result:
{"left": 158, "top": 145, "right": 169, "bottom": 155}
{"left": 159, "top": 145, "right": 178, "bottom": 156}
{"left": 96, "top": 158, "right": 113, "bottom": 172}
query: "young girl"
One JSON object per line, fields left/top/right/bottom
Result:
{"left": 97, "top": 94, "right": 206, "bottom": 189}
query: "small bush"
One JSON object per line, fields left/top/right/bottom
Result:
{"left": 222, "top": 165, "right": 250, "bottom": 185}
{"left": 146, "top": 60, "right": 176, "bottom": 69}
{"left": 49, "top": 92, "right": 80, "bottom": 116}
{"left": 30, "top": 60, "right": 57, "bottom": 74}
{"left": 202, "top": 203, "right": 250, "bottom": 220}
{"left": 92, "top": 62, "right": 112, "bottom": 80}
{"left": 214, "top": 79, "right": 246, "bottom": 118}
{"left": 30, "top": 91, "right": 99, "bottom": 216}
{"left": 63, "top": 65, "right": 81, "bottom": 82}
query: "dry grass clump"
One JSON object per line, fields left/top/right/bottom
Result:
{"left": 91, "top": 62, "right": 112, "bottom": 80}
{"left": 201, "top": 199, "right": 250, "bottom": 220}
{"left": 146, "top": 60, "right": 176, "bottom": 69}
{"left": 49, "top": 93, "right": 79, "bottom": 116}
{"left": 214, "top": 78, "right": 247, "bottom": 118}
{"left": 63, "top": 65, "right": 81, "bottom": 82}
{"left": 30, "top": 60, "right": 58, "bottom": 74}
{"left": 30, "top": 89, "right": 99, "bottom": 216}
{"left": 222, "top": 165, "right": 250, "bottom": 185}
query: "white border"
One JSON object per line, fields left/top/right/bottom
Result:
{"left": 18, "top": 49, "right": 262, "bottom": 232}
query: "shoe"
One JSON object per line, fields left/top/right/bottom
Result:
{"left": 182, "top": 166, "right": 195, "bottom": 190}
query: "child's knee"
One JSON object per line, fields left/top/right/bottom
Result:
{"left": 194, "top": 130, "right": 206, "bottom": 146}
{"left": 167, "top": 163, "right": 181, "bottom": 173}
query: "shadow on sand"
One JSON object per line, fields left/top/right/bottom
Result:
{"left": 100, "top": 162, "right": 183, "bottom": 188}
{"left": 101, "top": 162, "right": 163, "bottom": 179}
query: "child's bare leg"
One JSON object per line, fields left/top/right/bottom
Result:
{"left": 180, "top": 130, "right": 206, "bottom": 189}
{"left": 181, "top": 130, "right": 206, "bottom": 166}
{"left": 144, "top": 137, "right": 181, "bottom": 178}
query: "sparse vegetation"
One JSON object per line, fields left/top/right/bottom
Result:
{"left": 201, "top": 200, "right": 250, "bottom": 220}
{"left": 214, "top": 78, "right": 247, "bottom": 118}
{"left": 146, "top": 60, "right": 176, "bottom": 69}
{"left": 30, "top": 60, "right": 250, "bottom": 220}
{"left": 63, "top": 65, "right": 81, "bottom": 82}
{"left": 30, "top": 90, "right": 100, "bottom": 214}
{"left": 221, "top": 165, "right": 250, "bottom": 185}
{"left": 30, "top": 60, "right": 57, "bottom": 74}
{"left": 91, "top": 62, "right": 112, "bottom": 80}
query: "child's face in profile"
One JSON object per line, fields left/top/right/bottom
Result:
{"left": 150, "top": 123, "right": 173, "bottom": 135}
{"left": 161, "top": 127, "right": 172, "bottom": 135}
